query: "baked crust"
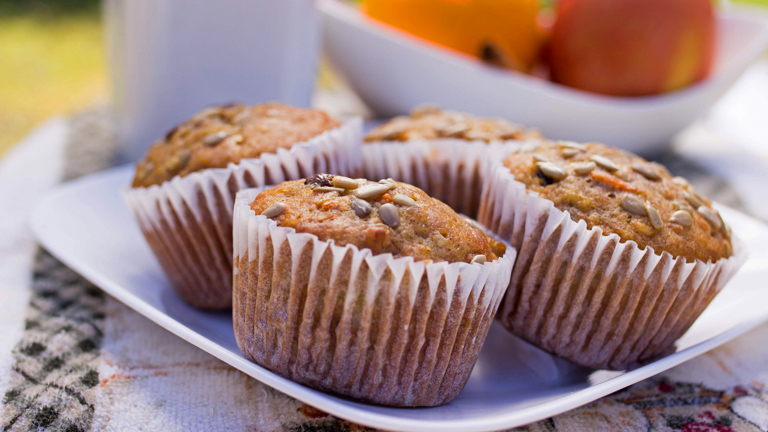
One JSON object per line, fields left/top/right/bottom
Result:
{"left": 364, "top": 106, "right": 539, "bottom": 143}
{"left": 503, "top": 140, "right": 732, "bottom": 262}
{"left": 249, "top": 175, "right": 506, "bottom": 263}
{"left": 132, "top": 103, "right": 341, "bottom": 187}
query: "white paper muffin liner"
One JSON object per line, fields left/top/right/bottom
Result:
{"left": 362, "top": 139, "right": 510, "bottom": 218}
{"left": 477, "top": 146, "right": 747, "bottom": 370}
{"left": 232, "top": 188, "right": 516, "bottom": 407}
{"left": 123, "top": 118, "right": 363, "bottom": 310}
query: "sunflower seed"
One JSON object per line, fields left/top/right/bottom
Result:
{"left": 669, "top": 210, "right": 693, "bottom": 226}
{"left": 697, "top": 206, "right": 722, "bottom": 230}
{"left": 393, "top": 193, "right": 417, "bottom": 206}
{"left": 203, "top": 130, "right": 228, "bottom": 147}
{"left": 261, "top": 203, "right": 285, "bottom": 219}
{"left": 646, "top": 203, "right": 663, "bottom": 229}
{"left": 591, "top": 155, "right": 619, "bottom": 172}
{"left": 138, "top": 162, "right": 154, "bottom": 179}
{"left": 557, "top": 141, "right": 587, "bottom": 151}
{"left": 332, "top": 176, "right": 359, "bottom": 190}
{"left": 440, "top": 123, "right": 470, "bottom": 138}
{"left": 355, "top": 184, "right": 393, "bottom": 200}
{"left": 313, "top": 186, "right": 345, "bottom": 193}
{"left": 573, "top": 161, "right": 596, "bottom": 176}
{"left": 379, "top": 203, "right": 400, "bottom": 228}
{"left": 351, "top": 197, "right": 372, "bottom": 217}
{"left": 536, "top": 161, "right": 567, "bottom": 181}
{"left": 533, "top": 154, "right": 550, "bottom": 163}
{"left": 518, "top": 140, "right": 541, "bottom": 153}
{"left": 632, "top": 163, "right": 662, "bottom": 181}
{"left": 672, "top": 176, "right": 689, "bottom": 187}
{"left": 561, "top": 148, "right": 581, "bottom": 158}
{"left": 232, "top": 111, "right": 251, "bottom": 125}
{"left": 673, "top": 200, "right": 694, "bottom": 213}
{"left": 164, "top": 149, "right": 191, "bottom": 172}
{"left": 471, "top": 255, "right": 487, "bottom": 264}
{"left": 684, "top": 191, "right": 705, "bottom": 208}
{"left": 621, "top": 195, "right": 646, "bottom": 215}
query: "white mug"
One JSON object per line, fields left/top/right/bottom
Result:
{"left": 105, "top": 0, "right": 321, "bottom": 163}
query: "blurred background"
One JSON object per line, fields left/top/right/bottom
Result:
{"left": 1, "top": 0, "right": 767, "bottom": 158}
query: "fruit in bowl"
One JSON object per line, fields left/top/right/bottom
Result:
{"left": 362, "top": 0, "right": 542, "bottom": 72}
{"left": 548, "top": 0, "right": 716, "bottom": 96}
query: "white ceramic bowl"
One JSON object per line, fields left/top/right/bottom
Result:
{"left": 320, "top": 0, "right": 768, "bottom": 154}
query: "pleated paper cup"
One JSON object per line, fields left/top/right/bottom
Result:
{"left": 362, "top": 140, "right": 514, "bottom": 218}
{"left": 477, "top": 147, "right": 747, "bottom": 370}
{"left": 123, "top": 118, "right": 363, "bottom": 310}
{"left": 232, "top": 188, "right": 516, "bottom": 407}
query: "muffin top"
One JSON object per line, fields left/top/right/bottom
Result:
{"left": 250, "top": 174, "right": 506, "bottom": 264}
{"left": 132, "top": 103, "right": 341, "bottom": 188}
{"left": 364, "top": 106, "right": 540, "bottom": 143}
{"left": 503, "top": 140, "right": 732, "bottom": 263}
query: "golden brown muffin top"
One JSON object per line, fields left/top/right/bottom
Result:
{"left": 250, "top": 175, "right": 506, "bottom": 264}
{"left": 364, "top": 106, "right": 540, "bottom": 143}
{"left": 504, "top": 141, "right": 732, "bottom": 263}
{"left": 132, "top": 103, "right": 341, "bottom": 188}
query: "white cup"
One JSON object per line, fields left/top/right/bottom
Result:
{"left": 105, "top": 0, "right": 321, "bottom": 163}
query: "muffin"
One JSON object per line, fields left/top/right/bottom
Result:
{"left": 232, "top": 175, "right": 515, "bottom": 406}
{"left": 123, "top": 103, "right": 362, "bottom": 309}
{"left": 363, "top": 106, "right": 540, "bottom": 218}
{"left": 478, "top": 140, "right": 746, "bottom": 370}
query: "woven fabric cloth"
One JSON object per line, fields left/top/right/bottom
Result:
{"left": 1, "top": 109, "right": 768, "bottom": 432}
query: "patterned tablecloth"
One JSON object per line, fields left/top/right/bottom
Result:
{"left": 1, "top": 106, "right": 767, "bottom": 432}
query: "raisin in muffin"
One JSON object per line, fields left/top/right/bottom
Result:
{"left": 362, "top": 106, "right": 540, "bottom": 218}
{"left": 123, "top": 103, "right": 362, "bottom": 310}
{"left": 232, "top": 175, "right": 515, "bottom": 406}
{"left": 478, "top": 140, "right": 745, "bottom": 370}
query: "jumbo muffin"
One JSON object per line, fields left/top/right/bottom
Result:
{"left": 232, "top": 175, "right": 515, "bottom": 406}
{"left": 478, "top": 140, "right": 745, "bottom": 370}
{"left": 123, "top": 103, "right": 362, "bottom": 309}
{"left": 363, "top": 106, "right": 540, "bottom": 218}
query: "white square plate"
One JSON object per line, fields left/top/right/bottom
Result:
{"left": 31, "top": 165, "right": 768, "bottom": 432}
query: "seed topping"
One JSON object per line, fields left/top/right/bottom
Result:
{"left": 533, "top": 154, "right": 550, "bottom": 163}
{"left": 646, "top": 203, "right": 664, "bottom": 229}
{"left": 313, "top": 186, "right": 345, "bottom": 193}
{"left": 351, "top": 197, "right": 372, "bottom": 218}
{"left": 590, "top": 155, "right": 619, "bottom": 172}
{"left": 355, "top": 184, "right": 393, "bottom": 200}
{"left": 557, "top": 141, "right": 587, "bottom": 151}
{"left": 519, "top": 140, "right": 541, "bottom": 153}
{"left": 672, "top": 176, "right": 689, "bottom": 187}
{"left": 632, "top": 163, "right": 662, "bottom": 181}
{"left": 261, "top": 203, "right": 285, "bottom": 219}
{"left": 165, "top": 149, "right": 191, "bottom": 173}
{"left": 379, "top": 203, "right": 400, "bottom": 228}
{"left": 684, "top": 191, "right": 705, "bottom": 208}
{"left": 471, "top": 255, "right": 487, "bottom": 264}
{"left": 393, "top": 193, "right": 417, "bottom": 207}
{"left": 621, "top": 195, "right": 647, "bottom": 215}
{"left": 573, "top": 161, "right": 596, "bottom": 176}
{"left": 697, "top": 206, "right": 723, "bottom": 230}
{"left": 332, "top": 176, "right": 359, "bottom": 190}
{"left": 536, "top": 161, "right": 567, "bottom": 181}
{"left": 669, "top": 210, "right": 693, "bottom": 226}
{"left": 561, "top": 148, "right": 581, "bottom": 158}
{"left": 203, "top": 130, "right": 228, "bottom": 147}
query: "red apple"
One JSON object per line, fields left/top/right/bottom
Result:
{"left": 549, "top": 0, "right": 716, "bottom": 96}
